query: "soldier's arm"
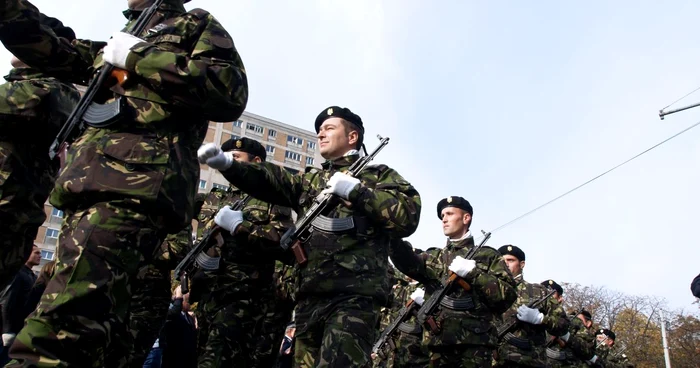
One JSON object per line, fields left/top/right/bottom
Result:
{"left": 568, "top": 320, "right": 596, "bottom": 361}
{"left": 125, "top": 14, "right": 247, "bottom": 122}
{"left": 389, "top": 241, "right": 441, "bottom": 289}
{"left": 162, "top": 224, "right": 194, "bottom": 267}
{"left": 0, "top": 0, "right": 100, "bottom": 84}
{"left": 347, "top": 168, "right": 421, "bottom": 238}
{"left": 233, "top": 205, "right": 294, "bottom": 262}
{"left": 220, "top": 161, "right": 305, "bottom": 211}
{"left": 464, "top": 249, "right": 517, "bottom": 315}
{"left": 541, "top": 296, "right": 569, "bottom": 336}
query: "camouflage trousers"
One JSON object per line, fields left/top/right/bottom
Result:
{"left": 198, "top": 297, "right": 266, "bottom": 368}
{"left": 6, "top": 199, "right": 167, "bottom": 367}
{"left": 126, "top": 263, "right": 172, "bottom": 367}
{"left": 0, "top": 141, "right": 57, "bottom": 290}
{"left": 494, "top": 343, "right": 547, "bottom": 368}
{"left": 294, "top": 294, "right": 379, "bottom": 368}
{"left": 394, "top": 331, "right": 429, "bottom": 368}
{"left": 428, "top": 345, "right": 492, "bottom": 368}
{"left": 253, "top": 291, "right": 294, "bottom": 367}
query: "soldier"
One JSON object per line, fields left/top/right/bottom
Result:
{"left": 541, "top": 279, "right": 563, "bottom": 303}
{"left": 0, "top": 0, "right": 247, "bottom": 365}
{"left": 0, "top": 15, "right": 79, "bottom": 291}
{"left": 494, "top": 245, "right": 569, "bottom": 367}
{"left": 198, "top": 106, "right": 422, "bottom": 367}
{"left": 391, "top": 270, "right": 430, "bottom": 368}
{"left": 191, "top": 137, "right": 293, "bottom": 368}
{"left": 543, "top": 294, "right": 596, "bottom": 367}
{"left": 591, "top": 328, "right": 617, "bottom": 367}
{"left": 389, "top": 196, "right": 517, "bottom": 367}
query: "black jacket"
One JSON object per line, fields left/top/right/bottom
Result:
{"left": 0, "top": 266, "right": 37, "bottom": 334}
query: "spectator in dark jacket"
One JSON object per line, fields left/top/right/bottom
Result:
{"left": 692, "top": 273, "right": 700, "bottom": 298}
{"left": 160, "top": 285, "right": 197, "bottom": 368}
{"left": 24, "top": 260, "right": 56, "bottom": 316}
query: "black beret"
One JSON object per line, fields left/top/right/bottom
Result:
{"left": 498, "top": 245, "right": 526, "bottom": 261}
{"left": 221, "top": 137, "right": 266, "bottom": 160}
{"left": 39, "top": 14, "right": 76, "bottom": 41}
{"left": 578, "top": 309, "right": 592, "bottom": 320}
{"left": 436, "top": 196, "right": 473, "bottom": 219}
{"left": 541, "top": 279, "right": 563, "bottom": 295}
{"left": 598, "top": 328, "right": 615, "bottom": 340}
{"left": 314, "top": 106, "right": 364, "bottom": 133}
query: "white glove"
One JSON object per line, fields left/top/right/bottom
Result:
{"left": 587, "top": 355, "right": 598, "bottom": 364}
{"left": 448, "top": 256, "right": 476, "bottom": 278}
{"left": 320, "top": 172, "right": 360, "bottom": 200}
{"left": 410, "top": 288, "right": 425, "bottom": 306}
{"left": 559, "top": 331, "right": 570, "bottom": 342}
{"left": 516, "top": 305, "right": 544, "bottom": 324}
{"left": 197, "top": 143, "right": 234, "bottom": 170}
{"left": 2, "top": 333, "right": 15, "bottom": 347}
{"left": 102, "top": 31, "right": 143, "bottom": 69}
{"left": 214, "top": 206, "right": 243, "bottom": 234}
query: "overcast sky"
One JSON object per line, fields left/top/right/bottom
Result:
{"left": 2, "top": 0, "right": 699, "bottom": 312}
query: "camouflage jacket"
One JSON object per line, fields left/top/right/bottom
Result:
{"left": 221, "top": 154, "right": 421, "bottom": 304}
{"left": 545, "top": 315, "right": 596, "bottom": 366}
{"left": 0, "top": 67, "right": 79, "bottom": 144}
{"left": 389, "top": 237, "right": 517, "bottom": 347}
{"left": 496, "top": 276, "right": 569, "bottom": 367}
{"left": 192, "top": 185, "right": 293, "bottom": 312}
{"left": 0, "top": 0, "right": 248, "bottom": 231}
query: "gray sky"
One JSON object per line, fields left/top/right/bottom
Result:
{"left": 2, "top": 0, "right": 699, "bottom": 311}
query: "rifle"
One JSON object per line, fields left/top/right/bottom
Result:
{"left": 415, "top": 230, "right": 492, "bottom": 334}
{"left": 372, "top": 298, "right": 419, "bottom": 359}
{"left": 497, "top": 288, "right": 557, "bottom": 340}
{"left": 279, "top": 135, "right": 390, "bottom": 265}
{"left": 174, "top": 195, "right": 252, "bottom": 294}
{"left": 48, "top": 0, "right": 165, "bottom": 161}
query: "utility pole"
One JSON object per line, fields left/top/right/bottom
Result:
{"left": 660, "top": 309, "right": 672, "bottom": 368}
{"left": 659, "top": 101, "right": 700, "bottom": 120}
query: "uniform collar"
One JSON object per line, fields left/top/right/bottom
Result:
{"left": 446, "top": 234, "right": 475, "bottom": 249}
{"left": 321, "top": 153, "right": 360, "bottom": 171}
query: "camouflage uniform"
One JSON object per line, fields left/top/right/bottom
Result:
{"left": 0, "top": 65, "right": 79, "bottom": 291}
{"left": 494, "top": 276, "right": 569, "bottom": 367}
{"left": 0, "top": 0, "right": 247, "bottom": 366}
{"left": 372, "top": 271, "right": 404, "bottom": 368}
{"left": 390, "top": 237, "right": 517, "bottom": 367}
{"left": 545, "top": 315, "right": 595, "bottom": 368}
{"left": 219, "top": 154, "right": 421, "bottom": 367}
{"left": 391, "top": 280, "right": 430, "bottom": 368}
{"left": 127, "top": 226, "right": 193, "bottom": 367}
{"left": 191, "top": 185, "right": 293, "bottom": 368}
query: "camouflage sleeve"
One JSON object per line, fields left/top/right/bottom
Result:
{"left": 389, "top": 240, "right": 438, "bottom": 287}
{"left": 568, "top": 319, "right": 596, "bottom": 361}
{"left": 464, "top": 247, "right": 517, "bottom": 315}
{"left": 163, "top": 224, "right": 194, "bottom": 267}
{"left": 220, "top": 161, "right": 305, "bottom": 212}
{"left": 233, "top": 205, "right": 293, "bottom": 259}
{"left": 125, "top": 13, "right": 247, "bottom": 122}
{"left": 0, "top": 0, "right": 99, "bottom": 83}
{"left": 348, "top": 167, "right": 421, "bottom": 238}
{"left": 541, "top": 295, "right": 569, "bottom": 337}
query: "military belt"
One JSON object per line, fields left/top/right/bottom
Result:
{"left": 397, "top": 322, "right": 421, "bottom": 335}
{"left": 311, "top": 215, "right": 355, "bottom": 233}
{"left": 504, "top": 332, "right": 532, "bottom": 350}
{"left": 439, "top": 295, "right": 475, "bottom": 311}
{"left": 546, "top": 347, "right": 568, "bottom": 360}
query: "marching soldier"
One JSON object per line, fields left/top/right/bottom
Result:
{"left": 198, "top": 106, "right": 422, "bottom": 367}
{"left": 391, "top": 271, "right": 430, "bottom": 368}
{"left": 0, "top": 16, "right": 79, "bottom": 291}
{"left": 542, "top": 286, "right": 596, "bottom": 367}
{"left": 389, "top": 196, "right": 517, "bottom": 367}
{"left": 191, "top": 137, "right": 293, "bottom": 368}
{"left": 0, "top": 0, "right": 248, "bottom": 365}
{"left": 494, "top": 245, "right": 569, "bottom": 367}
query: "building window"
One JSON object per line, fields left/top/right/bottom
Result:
{"left": 287, "top": 135, "right": 303, "bottom": 147}
{"left": 285, "top": 151, "right": 301, "bottom": 162}
{"left": 307, "top": 141, "right": 317, "bottom": 151}
{"left": 40, "top": 250, "right": 54, "bottom": 261}
{"left": 232, "top": 120, "right": 243, "bottom": 128}
{"left": 212, "top": 183, "right": 228, "bottom": 191}
{"left": 247, "top": 123, "right": 264, "bottom": 135}
{"left": 268, "top": 129, "right": 277, "bottom": 139}
{"left": 306, "top": 157, "right": 314, "bottom": 166}
{"left": 45, "top": 228, "right": 59, "bottom": 245}
{"left": 199, "top": 180, "right": 207, "bottom": 190}
{"left": 266, "top": 145, "right": 275, "bottom": 154}
{"left": 51, "top": 208, "right": 64, "bottom": 218}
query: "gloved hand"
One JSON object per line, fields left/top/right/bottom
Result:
{"left": 320, "top": 172, "right": 360, "bottom": 200}
{"left": 516, "top": 305, "right": 544, "bottom": 324}
{"left": 2, "top": 333, "right": 16, "bottom": 347}
{"left": 448, "top": 256, "right": 476, "bottom": 278}
{"left": 197, "top": 143, "right": 233, "bottom": 170}
{"left": 102, "top": 31, "right": 144, "bottom": 69}
{"left": 214, "top": 206, "right": 243, "bottom": 234}
{"left": 559, "top": 331, "right": 571, "bottom": 342}
{"left": 410, "top": 288, "right": 425, "bottom": 306}
{"left": 587, "top": 355, "right": 598, "bottom": 364}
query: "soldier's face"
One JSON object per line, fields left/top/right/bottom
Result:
{"left": 578, "top": 315, "right": 593, "bottom": 329}
{"left": 317, "top": 118, "right": 357, "bottom": 159}
{"left": 231, "top": 151, "right": 261, "bottom": 164}
{"left": 127, "top": 0, "right": 153, "bottom": 10}
{"left": 440, "top": 207, "right": 471, "bottom": 238}
{"left": 502, "top": 254, "right": 524, "bottom": 276}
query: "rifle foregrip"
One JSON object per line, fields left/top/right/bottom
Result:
{"left": 291, "top": 242, "right": 307, "bottom": 265}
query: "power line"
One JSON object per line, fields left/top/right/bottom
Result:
{"left": 661, "top": 85, "right": 700, "bottom": 111}
{"left": 482, "top": 119, "right": 700, "bottom": 236}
